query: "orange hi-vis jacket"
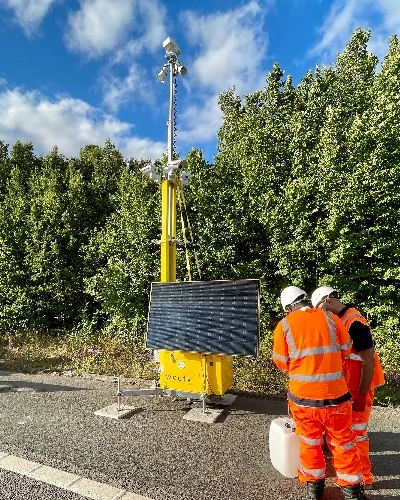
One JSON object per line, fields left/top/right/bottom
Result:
{"left": 273, "top": 307, "right": 352, "bottom": 403}
{"left": 340, "top": 307, "right": 385, "bottom": 391}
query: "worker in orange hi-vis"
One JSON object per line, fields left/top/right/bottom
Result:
{"left": 272, "top": 286, "right": 368, "bottom": 500}
{"left": 311, "top": 286, "right": 385, "bottom": 492}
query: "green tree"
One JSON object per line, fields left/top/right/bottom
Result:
{"left": 83, "top": 159, "right": 160, "bottom": 332}
{"left": 0, "top": 142, "right": 39, "bottom": 332}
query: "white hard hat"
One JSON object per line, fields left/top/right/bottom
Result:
{"left": 311, "top": 286, "right": 337, "bottom": 308}
{"left": 280, "top": 286, "right": 307, "bottom": 309}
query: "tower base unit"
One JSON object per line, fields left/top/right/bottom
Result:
{"left": 158, "top": 350, "right": 233, "bottom": 396}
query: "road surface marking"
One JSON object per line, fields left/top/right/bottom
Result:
{"left": 0, "top": 451, "right": 152, "bottom": 500}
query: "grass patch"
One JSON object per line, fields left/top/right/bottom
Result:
{"left": 0, "top": 330, "right": 158, "bottom": 380}
{"left": 0, "top": 332, "right": 73, "bottom": 373}
{"left": 374, "top": 374, "right": 400, "bottom": 408}
{"left": 233, "top": 355, "right": 287, "bottom": 395}
{"left": 0, "top": 331, "right": 399, "bottom": 407}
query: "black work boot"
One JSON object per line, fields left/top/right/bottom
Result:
{"left": 305, "top": 479, "right": 325, "bottom": 499}
{"left": 341, "top": 484, "right": 368, "bottom": 499}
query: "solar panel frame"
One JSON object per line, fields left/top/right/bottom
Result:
{"left": 146, "top": 279, "right": 260, "bottom": 355}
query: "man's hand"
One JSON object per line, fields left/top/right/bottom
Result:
{"left": 352, "top": 391, "right": 367, "bottom": 412}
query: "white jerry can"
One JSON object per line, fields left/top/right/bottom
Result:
{"left": 269, "top": 417, "right": 301, "bottom": 478}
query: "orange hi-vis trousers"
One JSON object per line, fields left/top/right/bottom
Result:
{"left": 350, "top": 389, "right": 374, "bottom": 485}
{"left": 289, "top": 400, "right": 362, "bottom": 487}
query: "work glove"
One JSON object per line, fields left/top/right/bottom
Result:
{"left": 352, "top": 391, "right": 367, "bottom": 412}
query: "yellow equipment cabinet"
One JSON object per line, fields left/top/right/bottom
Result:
{"left": 158, "top": 349, "right": 233, "bottom": 396}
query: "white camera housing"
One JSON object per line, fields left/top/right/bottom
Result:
{"left": 176, "top": 63, "right": 187, "bottom": 76}
{"left": 140, "top": 165, "right": 153, "bottom": 175}
{"left": 157, "top": 65, "right": 168, "bottom": 83}
{"left": 163, "top": 37, "right": 180, "bottom": 56}
{"left": 140, "top": 164, "right": 161, "bottom": 183}
{"left": 168, "top": 158, "right": 187, "bottom": 170}
{"left": 162, "top": 159, "right": 187, "bottom": 176}
{"left": 180, "top": 171, "right": 191, "bottom": 187}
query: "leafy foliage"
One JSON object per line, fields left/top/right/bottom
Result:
{"left": 83, "top": 159, "right": 160, "bottom": 330}
{"left": 0, "top": 140, "right": 125, "bottom": 332}
{"left": 0, "top": 29, "right": 399, "bottom": 388}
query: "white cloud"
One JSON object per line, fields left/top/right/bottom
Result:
{"left": 0, "top": 87, "right": 165, "bottom": 160}
{"left": 99, "top": 0, "right": 167, "bottom": 111}
{"left": 307, "top": 0, "right": 360, "bottom": 62}
{"left": 65, "top": 0, "right": 167, "bottom": 61}
{"left": 65, "top": 0, "right": 167, "bottom": 114}
{"left": 178, "top": 96, "right": 223, "bottom": 147}
{"left": 376, "top": 0, "right": 400, "bottom": 32}
{"left": 118, "top": 135, "right": 165, "bottom": 160}
{"left": 65, "top": 0, "right": 135, "bottom": 58}
{"left": 0, "top": 0, "right": 58, "bottom": 36}
{"left": 182, "top": 1, "right": 270, "bottom": 95}
{"left": 121, "top": 0, "right": 167, "bottom": 57}
{"left": 101, "top": 64, "right": 147, "bottom": 112}
{"left": 371, "top": 0, "right": 400, "bottom": 59}
{"left": 175, "top": 1, "right": 272, "bottom": 149}
{"left": 308, "top": 0, "right": 400, "bottom": 66}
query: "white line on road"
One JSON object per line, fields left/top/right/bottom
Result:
{"left": 0, "top": 451, "right": 152, "bottom": 500}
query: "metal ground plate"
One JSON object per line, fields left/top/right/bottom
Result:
{"left": 94, "top": 403, "right": 138, "bottom": 420}
{"left": 183, "top": 407, "right": 225, "bottom": 423}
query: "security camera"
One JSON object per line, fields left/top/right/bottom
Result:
{"left": 180, "top": 171, "right": 191, "bottom": 187}
{"left": 162, "top": 159, "right": 187, "bottom": 176}
{"left": 140, "top": 165, "right": 153, "bottom": 176}
{"left": 140, "top": 164, "right": 161, "bottom": 183}
{"left": 163, "top": 37, "right": 180, "bottom": 56}
{"left": 168, "top": 159, "right": 187, "bottom": 170}
{"left": 157, "top": 65, "right": 168, "bottom": 83}
{"left": 176, "top": 63, "right": 187, "bottom": 76}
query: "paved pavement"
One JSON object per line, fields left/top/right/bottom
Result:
{"left": 0, "top": 370, "right": 399, "bottom": 500}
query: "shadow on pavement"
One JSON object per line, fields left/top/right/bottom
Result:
{"left": 373, "top": 477, "right": 400, "bottom": 489}
{"left": 228, "top": 394, "right": 288, "bottom": 414}
{"left": 0, "top": 380, "right": 87, "bottom": 393}
{"left": 370, "top": 430, "right": 400, "bottom": 452}
{"left": 370, "top": 431, "right": 400, "bottom": 479}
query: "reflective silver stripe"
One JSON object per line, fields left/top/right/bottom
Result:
{"left": 326, "top": 439, "right": 356, "bottom": 451}
{"left": 290, "top": 344, "right": 340, "bottom": 359}
{"left": 300, "top": 466, "right": 325, "bottom": 478}
{"left": 300, "top": 435, "right": 324, "bottom": 446}
{"left": 343, "top": 311, "right": 372, "bottom": 334}
{"left": 283, "top": 312, "right": 344, "bottom": 382}
{"left": 281, "top": 318, "right": 297, "bottom": 355}
{"left": 325, "top": 311, "right": 338, "bottom": 345}
{"left": 346, "top": 353, "right": 363, "bottom": 361}
{"left": 289, "top": 370, "right": 344, "bottom": 382}
{"left": 352, "top": 422, "right": 368, "bottom": 431}
{"left": 343, "top": 312, "right": 364, "bottom": 327}
{"left": 341, "top": 339, "right": 352, "bottom": 351}
{"left": 342, "top": 442, "right": 356, "bottom": 451}
{"left": 272, "top": 352, "right": 289, "bottom": 363}
{"left": 344, "top": 311, "right": 362, "bottom": 321}
{"left": 283, "top": 312, "right": 340, "bottom": 359}
{"left": 337, "top": 472, "right": 362, "bottom": 483}
{"left": 356, "top": 435, "right": 368, "bottom": 442}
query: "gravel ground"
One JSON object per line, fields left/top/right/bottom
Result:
{"left": 0, "top": 468, "right": 86, "bottom": 500}
{"left": 0, "top": 370, "right": 399, "bottom": 500}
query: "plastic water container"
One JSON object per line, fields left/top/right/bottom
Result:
{"left": 269, "top": 417, "right": 301, "bottom": 478}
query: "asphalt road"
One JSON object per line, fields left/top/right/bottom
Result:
{"left": 0, "top": 370, "right": 399, "bottom": 500}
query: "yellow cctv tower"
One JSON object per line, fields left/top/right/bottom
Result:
{"left": 95, "top": 38, "right": 251, "bottom": 423}
{"left": 155, "top": 37, "right": 233, "bottom": 399}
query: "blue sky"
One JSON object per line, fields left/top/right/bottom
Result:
{"left": 0, "top": 0, "right": 399, "bottom": 163}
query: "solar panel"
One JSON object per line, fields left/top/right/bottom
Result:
{"left": 146, "top": 279, "right": 260, "bottom": 355}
